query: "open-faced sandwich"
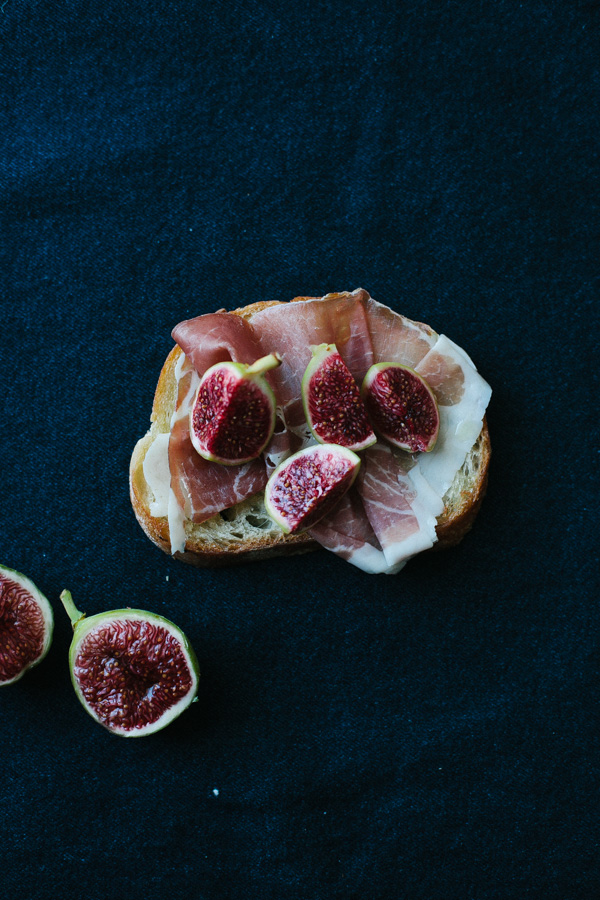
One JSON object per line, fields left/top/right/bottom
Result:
{"left": 130, "top": 289, "right": 491, "bottom": 574}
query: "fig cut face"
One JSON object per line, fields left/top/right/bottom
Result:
{"left": 190, "top": 354, "right": 280, "bottom": 466}
{"left": 362, "top": 362, "right": 440, "bottom": 453}
{"left": 61, "top": 592, "right": 199, "bottom": 737}
{"left": 302, "top": 343, "right": 376, "bottom": 452}
{"left": 264, "top": 443, "right": 361, "bottom": 535}
{"left": 0, "top": 565, "right": 53, "bottom": 686}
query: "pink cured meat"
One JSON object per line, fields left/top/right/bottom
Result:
{"left": 415, "top": 346, "right": 465, "bottom": 406}
{"left": 169, "top": 314, "right": 269, "bottom": 523}
{"left": 250, "top": 290, "right": 374, "bottom": 427}
{"left": 363, "top": 296, "right": 437, "bottom": 369}
{"left": 358, "top": 444, "right": 443, "bottom": 568}
{"left": 172, "top": 311, "right": 262, "bottom": 371}
{"left": 309, "top": 487, "right": 391, "bottom": 574}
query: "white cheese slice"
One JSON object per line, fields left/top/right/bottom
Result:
{"left": 142, "top": 432, "right": 171, "bottom": 518}
{"left": 415, "top": 334, "right": 492, "bottom": 499}
{"left": 167, "top": 353, "right": 200, "bottom": 555}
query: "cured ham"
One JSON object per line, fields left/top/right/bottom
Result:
{"left": 309, "top": 487, "right": 391, "bottom": 575}
{"left": 172, "top": 312, "right": 261, "bottom": 371}
{"left": 167, "top": 317, "right": 270, "bottom": 547}
{"left": 250, "top": 291, "right": 374, "bottom": 428}
{"left": 363, "top": 296, "right": 437, "bottom": 369}
{"left": 164, "top": 290, "right": 491, "bottom": 571}
{"left": 358, "top": 443, "right": 444, "bottom": 570}
{"left": 170, "top": 414, "right": 267, "bottom": 524}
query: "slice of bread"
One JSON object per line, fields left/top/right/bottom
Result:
{"left": 129, "top": 297, "right": 491, "bottom": 567}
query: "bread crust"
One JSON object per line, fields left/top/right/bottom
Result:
{"left": 130, "top": 296, "right": 491, "bottom": 566}
{"left": 433, "top": 416, "right": 491, "bottom": 548}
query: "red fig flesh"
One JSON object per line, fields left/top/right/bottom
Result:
{"left": 362, "top": 362, "right": 440, "bottom": 453}
{"left": 190, "top": 354, "right": 281, "bottom": 465}
{"left": 0, "top": 564, "right": 53, "bottom": 686}
{"left": 264, "top": 443, "right": 361, "bottom": 535}
{"left": 60, "top": 591, "right": 199, "bottom": 737}
{"left": 302, "top": 343, "right": 376, "bottom": 452}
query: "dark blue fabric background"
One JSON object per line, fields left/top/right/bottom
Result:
{"left": 1, "top": 2, "right": 598, "bottom": 898}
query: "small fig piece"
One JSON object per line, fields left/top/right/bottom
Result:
{"left": 60, "top": 591, "right": 199, "bottom": 737}
{"left": 362, "top": 362, "right": 440, "bottom": 453}
{"left": 190, "top": 353, "right": 281, "bottom": 465}
{"left": 264, "top": 443, "right": 361, "bottom": 535}
{"left": 0, "top": 564, "right": 53, "bottom": 686}
{"left": 302, "top": 343, "right": 376, "bottom": 452}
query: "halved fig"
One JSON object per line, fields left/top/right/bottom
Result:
{"left": 362, "top": 362, "right": 440, "bottom": 453}
{"left": 301, "top": 343, "right": 376, "bottom": 452}
{"left": 190, "top": 353, "right": 281, "bottom": 465}
{"left": 60, "top": 590, "right": 199, "bottom": 737}
{"left": 264, "top": 443, "right": 361, "bottom": 535}
{"left": 0, "top": 564, "right": 53, "bottom": 686}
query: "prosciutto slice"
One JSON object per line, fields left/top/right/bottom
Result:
{"left": 172, "top": 311, "right": 261, "bottom": 370}
{"left": 167, "top": 314, "right": 270, "bottom": 547}
{"left": 309, "top": 487, "right": 391, "bottom": 575}
{"left": 250, "top": 290, "right": 374, "bottom": 429}
{"left": 363, "top": 296, "right": 437, "bottom": 369}
{"left": 358, "top": 443, "right": 444, "bottom": 570}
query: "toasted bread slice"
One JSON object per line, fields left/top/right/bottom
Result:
{"left": 130, "top": 298, "right": 491, "bottom": 567}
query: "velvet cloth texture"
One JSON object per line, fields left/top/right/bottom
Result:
{"left": 1, "top": 2, "right": 599, "bottom": 898}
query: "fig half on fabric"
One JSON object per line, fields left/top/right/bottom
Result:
{"left": 0, "top": 564, "right": 54, "bottom": 686}
{"left": 60, "top": 590, "right": 199, "bottom": 737}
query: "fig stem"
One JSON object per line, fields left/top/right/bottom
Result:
{"left": 60, "top": 590, "right": 87, "bottom": 629}
{"left": 246, "top": 353, "right": 281, "bottom": 376}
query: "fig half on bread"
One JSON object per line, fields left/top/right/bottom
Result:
{"left": 130, "top": 291, "right": 491, "bottom": 569}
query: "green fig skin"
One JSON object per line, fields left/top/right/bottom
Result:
{"left": 0, "top": 564, "right": 54, "bottom": 686}
{"left": 61, "top": 591, "right": 200, "bottom": 737}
